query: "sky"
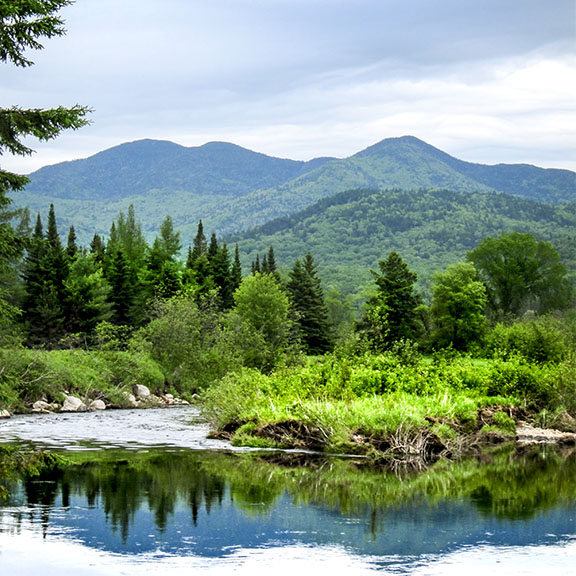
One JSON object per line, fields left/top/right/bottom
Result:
{"left": 2, "top": 0, "right": 575, "bottom": 174}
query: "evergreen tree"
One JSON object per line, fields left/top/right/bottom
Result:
{"left": 184, "top": 222, "right": 213, "bottom": 301}
{"left": 210, "top": 241, "right": 234, "bottom": 309}
{"left": 267, "top": 246, "right": 280, "bottom": 281}
{"left": 147, "top": 216, "right": 183, "bottom": 300}
{"left": 64, "top": 252, "right": 112, "bottom": 335}
{"left": 90, "top": 233, "right": 106, "bottom": 262}
{"left": 230, "top": 244, "right": 243, "bottom": 293}
{"left": 21, "top": 206, "right": 69, "bottom": 344}
{"left": 358, "top": 251, "right": 423, "bottom": 349}
{"left": 0, "top": 1, "right": 89, "bottom": 330}
{"left": 105, "top": 248, "right": 139, "bottom": 326}
{"left": 190, "top": 220, "right": 207, "bottom": 265}
{"left": 66, "top": 225, "right": 78, "bottom": 259}
{"left": 287, "top": 253, "right": 332, "bottom": 355}
{"left": 108, "top": 205, "right": 148, "bottom": 269}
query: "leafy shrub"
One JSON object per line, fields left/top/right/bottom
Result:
{"left": 492, "top": 411, "right": 516, "bottom": 433}
{"left": 484, "top": 316, "right": 570, "bottom": 363}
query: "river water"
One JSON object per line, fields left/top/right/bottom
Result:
{"left": 1, "top": 407, "right": 575, "bottom": 575}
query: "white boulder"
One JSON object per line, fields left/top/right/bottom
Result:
{"left": 89, "top": 399, "right": 107, "bottom": 411}
{"left": 61, "top": 395, "right": 87, "bottom": 412}
{"left": 133, "top": 384, "right": 151, "bottom": 399}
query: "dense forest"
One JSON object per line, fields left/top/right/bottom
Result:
{"left": 230, "top": 188, "right": 576, "bottom": 300}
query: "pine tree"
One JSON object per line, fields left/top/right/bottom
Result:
{"left": 357, "top": 251, "right": 423, "bottom": 349}
{"left": 287, "top": 253, "right": 332, "bottom": 355}
{"left": 0, "top": 2, "right": 89, "bottom": 330}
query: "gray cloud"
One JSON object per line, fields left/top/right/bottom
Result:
{"left": 2, "top": 0, "right": 574, "bottom": 172}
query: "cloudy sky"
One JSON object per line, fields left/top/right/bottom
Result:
{"left": 2, "top": 0, "right": 575, "bottom": 174}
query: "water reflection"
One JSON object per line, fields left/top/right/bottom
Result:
{"left": 1, "top": 445, "right": 575, "bottom": 572}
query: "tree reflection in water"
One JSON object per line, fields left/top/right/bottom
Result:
{"left": 1, "top": 444, "right": 575, "bottom": 556}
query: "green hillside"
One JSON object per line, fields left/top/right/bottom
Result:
{"left": 229, "top": 189, "right": 576, "bottom": 302}
{"left": 12, "top": 136, "right": 574, "bottom": 247}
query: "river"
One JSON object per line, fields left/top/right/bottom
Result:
{"left": 1, "top": 406, "right": 575, "bottom": 575}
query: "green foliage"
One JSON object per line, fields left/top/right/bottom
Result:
{"left": 483, "top": 314, "right": 573, "bottom": 364}
{"left": 429, "top": 261, "right": 488, "bottom": 350}
{"left": 357, "top": 251, "right": 423, "bottom": 349}
{"left": 136, "top": 295, "right": 241, "bottom": 392}
{"left": 233, "top": 273, "right": 294, "bottom": 370}
{"left": 18, "top": 136, "right": 575, "bottom": 253}
{"left": 0, "top": 347, "right": 164, "bottom": 411}
{"left": 286, "top": 253, "right": 332, "bottom": 355}
{"left": 232, "top": 189, "right": 575, "bottom": 301}
{"left": 468, "top": 231, "right": 573, "bottom": 319}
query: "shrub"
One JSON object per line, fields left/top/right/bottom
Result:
{"left": 484, "top": 316, "right": 570, "bottom": 364}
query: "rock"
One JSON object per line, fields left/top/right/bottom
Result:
{"left": 89, "top": 399, "right": 106, "bottom": 411}
{"left": 516, "top": 421, "right": 576, "bottom": 445}
{"left": 133, "top": 384, "right": 151, "bottom": 399}
{"left": 0, "top": 409, "right": 11, "bottom": 419}
{"left": 61, "top": 395, "right": 87, "bottom": 413}
{"left": 122, "top": 392, "right": 139, "bottom": 407}
{"left": 32, "top": 400, "right": 59, "bottom": 413}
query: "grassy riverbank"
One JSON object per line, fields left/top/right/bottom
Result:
{"left": 0, "top": 348, "right": 167, "bottom": 412}
{"left": 1, "top": 314, "right": 575, "bottom": 464}
{"left": 199, "top": 347, "right": 576, "bottom": 461}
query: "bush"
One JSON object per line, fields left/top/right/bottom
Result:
{"left": 484, "top": 315, "right": 571, "bottom": 364}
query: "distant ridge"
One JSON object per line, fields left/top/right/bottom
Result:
{"left": 13, "top": 136, "right": 575, "bottom": 248}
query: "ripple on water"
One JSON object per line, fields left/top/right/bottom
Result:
{"left": 0, "top": 406, "right": 231, "bottom": 452}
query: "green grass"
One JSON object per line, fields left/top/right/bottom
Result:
{"left": 199, "top": 350, "right": 565, "bottom": 458}
{"left": 0, "top": 348, "right": 165, "bottom": 412}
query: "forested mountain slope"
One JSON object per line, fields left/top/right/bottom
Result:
{"left": 14, "top": 136, "right": 574, "bottom": 246}
{"left": 229, "top": 189, "right": 576, "bottom": 300}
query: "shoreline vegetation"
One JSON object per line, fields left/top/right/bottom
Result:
{"left": 1, "top": 331, "right": 575, "bottom": 467}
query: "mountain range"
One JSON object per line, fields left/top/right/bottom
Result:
{"left": 15, "top": 135, "right": 574, "bottom": 238}
{"left": 12, "top": 135, "right": 575, "bottom": 296}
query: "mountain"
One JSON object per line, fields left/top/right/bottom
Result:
{"left": 229, "top": 188, "right": 575, "bottom": 300}
{"left": 13, "top": 136, "right": 575, "bottom": 247}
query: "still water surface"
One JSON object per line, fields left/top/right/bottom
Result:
{"left": 0, "top": 407, "right": 574, "bottom": 575}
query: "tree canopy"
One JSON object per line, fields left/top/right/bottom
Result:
{"left": 467, "top": 231, "right": 573, "bottom": 319}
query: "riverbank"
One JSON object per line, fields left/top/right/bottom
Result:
{"left": 199, "top": 351, "right": 576, "bottom": 463}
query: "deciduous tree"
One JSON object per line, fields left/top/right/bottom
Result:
{"left": 429, "top": 261, "right": 488, "bottom": 350}
{"left": 468, "top": 232, "right": 573, "bottom": 319}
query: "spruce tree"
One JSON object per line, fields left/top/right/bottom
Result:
{"left": 90, "top": 233, "right": 106, "bottom": 262}
{"left": 66, "top": 225, "right": 78, "bottom": 259}
{"left": 0, "top": 1, "right": 89, "bottom": 330}
{"left": 230, "top": 244, "right": 243, "bottom": 294}
{"left": 21, "top": 207, "right": 69, "bottom": 345}
{"left": 287, "top": 253, "right": 332, "bottom": 355}
{"left": 357, "top": 251, "right": 423, "bottom": 349}
{"left": 190, "top": 220, "right": 207, "bottom": 265}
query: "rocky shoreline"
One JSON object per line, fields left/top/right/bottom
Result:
{"left": 0, "top": 384, "right": 190, "bottom": 418}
